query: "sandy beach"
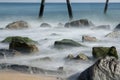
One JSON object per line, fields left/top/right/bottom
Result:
{"left": 0, "top": 70, "right": 60, "bottom": 80}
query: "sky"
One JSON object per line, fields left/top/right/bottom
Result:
{"left": 0, "top": 0, "right": 119, "bottom": 3}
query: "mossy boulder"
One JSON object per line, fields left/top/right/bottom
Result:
{"left": 6, "top": 21, "right": 29, "bottom": 29}
{"left": 92, "top": 46, "right": 118, "bottom": 59}
{"left": 8, "top": 37, "right": 39, "bottom": 53}
{"left": 1, "top": 36, "right": 37, "bottom": 44}
{"left": 54, "top": 39, "right": 83, "bottom": 47}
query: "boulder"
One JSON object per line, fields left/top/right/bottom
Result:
{"left": 92, "top": 25, "right": 110, "bottom": 30}
{"left": 6, "top": 21, "right": 29, "bottom": 29}
{"left": 114, "top": 23, "right": 120, "bottom": 31}
{"left": 9, "top": 37, "right": 39, "bottom": 53}
{"left": 78, "top": 56, "right": 120, "bottom": 80}
{"left": 105, "top": 31, "right": 120, "bottom": 38}
{"left": 92, "top": 46, "right": 118, "bottom": 59}
{"left": 1, "top": 36, "right": 37, "bottom": 44}
{"left": 75, "top": 53, "right": 88, "bottom": 60}
{"left": 67, "top": 53, "right": 88, "bottom": 60}
{"left": 64, "top": 19, "right": 94, "bottom": 28}
{"left": 0, "top": 49, "right": 21, "bottom": 58}
{"left": 40, "top": 23, "right": 51, "bottom": 27}
{"left": 54, "top": 39, "right": 83, "bottom": 47}
{"left": 82, "top": 35, "right": 98, "bottom": 42}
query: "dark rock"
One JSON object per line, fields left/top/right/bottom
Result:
{"left": 0, "top": 49, "right": 21, "bottom": 58}
{"left": 0, "top": 63, "right": 65, "bottom": 75}
{"left": 9, "top": 37, "right": 39, "bottom": 53}
{"left": 114, "top": 23, "right": 120, "bottom": 31}
{"left": 78, "top": 56, "right": 120, "bottom": 80}
{"left": 65, "top": 19, "right": 94, "bottom": 28}
{"left": 58, "top": 67, "right": 64, "bottom": 71}
{"left": 82, "top": 35, "right": 98, "bottom": 42}
{"left": 105, "top": 31, "right": 120, "bottom": 38}
{"left": 6, "top": 21, "right": 29, "bottom": 29}
{"left": 40, "top": 23, "right": 51, "bottom": 27}
{"left": 1, "top": 36, "right": 37, "bottom": 44}
{"left": 54, "top": 39, "right": 83, "bottom": 47}
{"left": 92, "top": 46, "right": 118, "bottom": 59}
{"left": 92, "top": 25, "right": 110, "bottom": 30}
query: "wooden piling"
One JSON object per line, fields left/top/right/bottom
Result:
{"left": 39, "top": 0, "right": 45, "bottom": 18}
{"left": 66, "top": 0, "right": 73, "bottom": 20}
{"left": 104, "top": 0, "right": 109, "bottom": 14}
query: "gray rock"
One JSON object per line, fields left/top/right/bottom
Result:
{"left": 78, "top": 56, "right": 120, "bottom": 80}
{"left": 6, "top": 21, "right": 29, "bottom": 29}
{"left": 40, "top": 23, "right": 51, "bottom": 27}
{"left": 82, "top": 35, "right": 98, "bottom": 42}
{"left": 105, "top": 31, "right": 120, "bottom": 38}
{"left": 92, "top": 25, "right": 110, "bottom": 30}
{"left": 65, "top": 19, "right": 94, "bottom": 28}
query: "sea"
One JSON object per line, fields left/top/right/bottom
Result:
{"left": 0, "top": 2, "right": 120, "bottom": 78}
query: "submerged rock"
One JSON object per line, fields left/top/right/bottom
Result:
{"left": 82, "top": 35, "right": 98, "bottom": 42}
{"left": 106, "top": 31, "right": 120, "bottom": 38}
{"left": 92, "top": 25, "right": 110, "bottom": 30}
{"left": 9, "top": 37, "right": 39, "bottom": 53}
{"left": 92, "top": 46, "right": 118, "bottom": 59}
{"left": 67, "top": 54, "right": 74, "bottom": 59}
{"left": 114, "top": 23, "right": 120, "bottom": 31}
{"left": 40, "top": 23, "right": 51, "bottom": 27}
{"left": 54, "top": 39, "right": 83, "bottom": 47}
{"left": 78, "top": 56, "right": 120, "bottom": 80}
{"left": 6, "top": 21, "right": 29, "bottom": 29}
{"left": 1, "top": 36, "right": 37, "bottom": 44}
{"left": 64, "top": 19, "right": 94, "bottom": 28}
{"left": 0, "top": 49, "right": 21, "bottom": 58}
{"left": 67, "top": 53, "right": 88, "bottom": 60}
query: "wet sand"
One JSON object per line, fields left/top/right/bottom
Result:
{"left": 0, "top": 70, "right": 60, "bottom": 80}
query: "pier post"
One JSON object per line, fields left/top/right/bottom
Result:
{"left": 104, "top": 0, "right": 109, "bottom": 14}
{"left": 39, "top": 0, "right": 45, "bottom": 18}
{"left": 66, "top": 0, "right": 73, "bottom": 20}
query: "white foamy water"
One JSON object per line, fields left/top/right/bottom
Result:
{"left": 0, "top": 19, "right": 120, "bottom": 77}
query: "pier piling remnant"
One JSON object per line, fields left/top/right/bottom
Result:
{"left": 66, "top": 0, "right": 73, "bottom": 20}
{"left": 39, "top": 0, "right": 45, "bottom": 18}
{"left": 104, "top": 0, "right": 109, "bottom": 14}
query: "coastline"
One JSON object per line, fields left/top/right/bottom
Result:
{"left": 0, "top": 70, "right": 61, "bottom": 80}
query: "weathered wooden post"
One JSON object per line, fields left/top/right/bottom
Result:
{"left": 66, "top": 0, "right": 73, "bottom": 20}
{"left": 104, "top": 0, "right": 109, "bottom": 14}
{"left": 39, "top": 0, "right": 45, "bottom": 18}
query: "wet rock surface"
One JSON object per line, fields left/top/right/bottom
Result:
{"left": 54, "top": 39, "right": 83, "bottom": 48}
{"left": 82, "top": 35, "right": 98, "bottom": 42}
{"left": 6, "top": 21, "right": 29, "bottom": 29}
{"left": 78, "top": 56, "right": 120, "bottom": 80}
{"left": 65, "top": 19, "right": 94, "bottom": 28}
